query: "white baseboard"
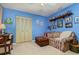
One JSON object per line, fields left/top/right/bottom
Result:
{"left": 13, "top": 43, "right": 16, "bottom": 45}
{"left": 32, "top": 40, "right": 35, "bottom": 42}
{"left": 13, "top": 40, "right": 35, "bottom": 45}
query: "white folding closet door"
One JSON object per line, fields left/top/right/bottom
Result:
{"left": 26, "top": 19, "right": 32, "bottom": 41}
{"left": 24, "top": 17, "right": 32, "bottom": 42}
{"left": 16, "top": 17, "right": 23, "bottom": 43}
{"left": 20, "top": 17, "right": 25, "bottom": 42}
{"left": 16, "top": 16, "right": 32, "bottom": 43}
{"left": 16, "top": 17, "right": 22, "bottom": 43}
{"left": 24, "top": 17, "right": 28, "bottom": 42}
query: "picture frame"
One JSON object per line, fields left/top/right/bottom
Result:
{"left": 48, "top": 26, "right": 51, "bottom": 30}
{"left": 51, "top": 21, "right": 56, "bottom": 25}
{"left": 48, "top": 25, "right": 57, "bottom": 30}
{"left": 74, "top": 17, "right": 79, "bottom": 23}
{"left": 65, "top": 22, "right": 72, "bottom": 28}
{"left": 65, "top": 16, "right": 72, "bottom": 23}
{"left": 57, "top": 19, "right": 63, "bottom": 28}
{"left": 52, "top": 25, "right": 57, "bottom": 29}
{"left": 4, "top": 18, "right": 13, "bottom": 24}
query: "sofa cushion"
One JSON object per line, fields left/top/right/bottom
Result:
{"left": 60, "top": 31, "right": 72, "bottom": 39}
{"left": 46, "top": 32, "right": 61, "bottom": 38}
{"left": 52, "top": 32, "right": 61, "bottom": 38}
{"left": 47, "top": 33, "right": 53, "bottom": 38}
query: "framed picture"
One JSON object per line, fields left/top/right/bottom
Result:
{"left": 74, "top": 17, "right": 79, "bottom": 23}
{"left": 52, "top": 25, "right": 57, "bottom": 29}
{"left": 57, "top": 19, "right": 63, "bottom": 28}
{"left": 65, "top": 22, "right": 72, "bottom": 28}
{"left": 48, "top": 26, "right": 51, "bottom": 30}
{"left": 48, "top": 25, "right": 57, "bottom": 30}
{"left": 51, "top": 21, "right": 55, "bottom": 25}
{"left": 4, "top": 18, "right": 13, "bottom": 24}
{"left": 65, "top": 16, "right": 72, "bottom": 23}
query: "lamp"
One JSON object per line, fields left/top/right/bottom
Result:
{"left": 0, "top": 20, "right": 2, "bottom": 29}
{"left": 0, "top": 24, "right": 2, "bottom": 29}
{"left": 2, "top": 24, "right": 6, "bottom": 29}
{"left": 0, "top": 24, "right": 6, "bottom": 34}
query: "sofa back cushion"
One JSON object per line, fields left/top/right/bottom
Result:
{"left": 46, "top": 32, "right": 53, "bottom": 38}
{"left": 60, "top": 31, "right": 72, "bottom": 39}
{"left": 45, "top": 32, "right": 61, "bottom": 38}
{"left": 52, "top": 32, "right": 61, "bottom": 38}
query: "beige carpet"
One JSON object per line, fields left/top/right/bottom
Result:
{"left": 11, "top": 42, "right": 78, "bottom": 55}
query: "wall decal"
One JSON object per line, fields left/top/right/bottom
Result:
{"left": 36, "top": 20, "right": 40, "bottom": 25}
{"left": 39, "top": 22, "right": 44, "bottom": 26}
{"left": 36, "top": 20, "right": 44, "bottom": 26}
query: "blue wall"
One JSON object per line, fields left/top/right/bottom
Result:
{"left": 48, "top": 3, "right": 79, "bottom": 41}
{"left": 3, "top": 4, "right": 79, "bottom": 43}
{"left": 2, "top": 8, "right": 48, "bottom": 43}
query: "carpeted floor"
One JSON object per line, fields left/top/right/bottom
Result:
{"left": 11, "top": 42, "right": 78, "bottom": 55}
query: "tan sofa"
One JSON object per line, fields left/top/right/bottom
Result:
{"left": 44, "top": 31, "right": 77, "bottom": 52}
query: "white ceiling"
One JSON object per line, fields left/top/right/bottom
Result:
{"left": 1, "top": 3, "right": 72, "bottom": 17}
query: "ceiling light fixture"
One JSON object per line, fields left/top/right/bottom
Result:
{"left": 41, "top": 3, "right": 46, "bottom": 6}
{"left": 41, "top": 3, "right": 56, "bottom": 7}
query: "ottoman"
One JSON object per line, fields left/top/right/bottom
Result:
{"left": 35, "top": 36, "right": 49, "bottom": 47}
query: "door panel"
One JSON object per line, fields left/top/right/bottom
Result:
{"left": 27, "top": 20, "right": 32, "bottom": 41}
{"left": 22, "top": 17, "right": 25, "bottom": 42}
{"left": 16, "top": 17, "right": 21, "bottom": 43}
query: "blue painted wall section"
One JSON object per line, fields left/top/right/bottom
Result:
{"left": 2, "top": 8, "right": 48, "bottom": 43}
{"left": 48, "top": 4, "right": 79, "bottom": 41}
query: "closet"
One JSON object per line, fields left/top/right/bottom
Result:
{"left": 16, "top": 16, "right": 32, "bottom": 43}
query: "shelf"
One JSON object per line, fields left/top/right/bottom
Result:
{"left": 49, "top": 11, "right": 73, "bottom": 22}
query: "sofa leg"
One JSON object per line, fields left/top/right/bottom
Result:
{"left": 8, "top": 45, "right": 11, "bottom": 54}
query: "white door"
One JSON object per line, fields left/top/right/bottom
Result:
{"left": 16, "top": 16, "right": 32, "bottom": 43}
{"left": 24, "top": 18, "right": 32, "bottom": 42}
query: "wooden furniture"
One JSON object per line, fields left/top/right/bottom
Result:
{"left": 0, "top": 33, "right": 13, "bottom": 55}
{"left": 35, "top": 36, "right": 49, "bottom": 47}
